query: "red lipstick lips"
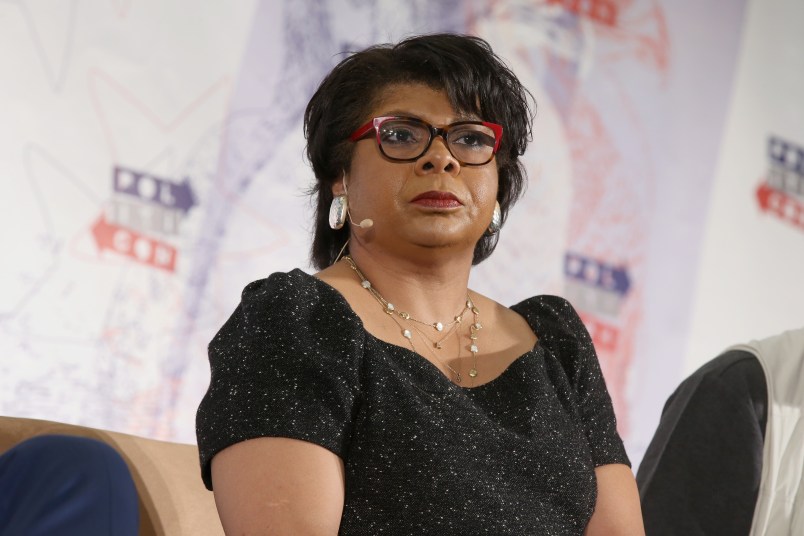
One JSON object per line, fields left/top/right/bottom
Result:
{"left": 410, "top": 191, "right": 463, "bottom": 209}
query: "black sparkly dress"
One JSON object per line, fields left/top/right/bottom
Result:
{"left": 196, "top": 269, "right": 629, "bottom": 535}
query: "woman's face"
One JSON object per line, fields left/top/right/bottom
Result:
{"left": 337, "top": 83, "right": 499, "bottom": 260}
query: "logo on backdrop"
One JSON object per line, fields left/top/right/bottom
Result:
{"left": 756, "top": 135, "right": 804, "bottom": 232}
{"left": 547, "top": 0, "right": 619, "bottom": 26}
{"left": 563, "top": 252, "right": 631, "bottom": 353}
{"left": 91, "top": 166, "right": 197, "bottom": 272}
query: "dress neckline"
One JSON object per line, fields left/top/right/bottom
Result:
{"left": 367, "top": 332, "right": 542, "bottom": 391}
{"left": 299, "top": 268, "right": 542, "bottom": 391}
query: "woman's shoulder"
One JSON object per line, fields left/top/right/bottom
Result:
{"left": 508, "top": 295, "right": 597, "bottom": 376}
{"left": 213, "top": 268, "right": 363, "bottom": 349}
{"left": 238, "top": 268, "right": 354, "bottom": 316}
{"left": 460, "top": 292, "right": 585, "bottom": 343}
{"left": 465, "top": 293, "right": 583, "bottom": 357}
{"left": 240, "top": 268, "right": 326, "bottom": 302}
{"left": 510, "top": 294, "right": 575, "bottom": 314}
{"left": 509, "top": 295, "right": 586, "bottom": 339}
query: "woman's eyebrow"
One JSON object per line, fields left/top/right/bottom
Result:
{"left": 380, "top": 110, "right": 481, "bottom": 122}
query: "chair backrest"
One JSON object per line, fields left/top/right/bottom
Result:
{"left": 0, "top": 416, "right": 223, "bottom": 536}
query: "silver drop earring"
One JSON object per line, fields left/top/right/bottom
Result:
{"left": 329, "top": 194, "right": 348, "bottom": 230}
{"left": 329, "top": 171, "right": 349, "bottom": 230}
{"left": 487, "top": 201, "right": 502, "bottom": 235}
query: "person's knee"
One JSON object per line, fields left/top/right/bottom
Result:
{"left": 0, "top": 434, "right": 139, "bottom": 535}
{"left": 6, "top": 435, "right": 132, "bottom": 490}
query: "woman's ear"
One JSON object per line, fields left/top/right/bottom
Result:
{"left": 331, "top": 170, "right": 347, "bottom": 197}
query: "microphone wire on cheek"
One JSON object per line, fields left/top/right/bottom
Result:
{"left": 342, "top": 173, "right": 373, "bottom": 230}
{"left": 332, "top": 213, "right": 373, "bottom": 264}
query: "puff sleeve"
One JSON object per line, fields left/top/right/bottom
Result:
{"left": 195, "top": 270, "right": 365, "bottom": 489}
{"left": 515, "top": 295, "right": 630, "bottom": 467}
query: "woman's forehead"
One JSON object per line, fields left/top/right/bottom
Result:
{"left": 368, "top": 82, "right": 480, "bottom": 123}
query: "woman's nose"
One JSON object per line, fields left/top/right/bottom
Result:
{"left": 414, "top": 136, "right": 461, "bottom": 176}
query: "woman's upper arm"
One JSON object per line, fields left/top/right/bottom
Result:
{"left": 585, "top": 464, "right": 645, "bottom": 536}
{"left": 211, "top": 436, "right": 346, "bottom": 536}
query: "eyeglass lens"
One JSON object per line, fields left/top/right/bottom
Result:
{"left": 377, "top": 119, "right": 497, "bottom": 164}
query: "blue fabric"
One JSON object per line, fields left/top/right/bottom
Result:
{"left": 0, "top": 435, "right": 139, "bottom": 536}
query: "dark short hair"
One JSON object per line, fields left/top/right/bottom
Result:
{"left": 304, "top": 33, "right": 535, "bottom": 269}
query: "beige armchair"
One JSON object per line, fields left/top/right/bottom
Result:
{"left": 0, "top": 416, "right": 223, "bottom": 536}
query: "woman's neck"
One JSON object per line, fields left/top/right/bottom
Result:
{"left": 345, "top": 243, "right": 474, "bottom": 324}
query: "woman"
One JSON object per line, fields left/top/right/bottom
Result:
{"left": 197, "top": 34, "right": 643, "bottom": 535}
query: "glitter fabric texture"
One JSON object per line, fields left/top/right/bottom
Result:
{"left": 196, "top": 269, "right": 629, "bottom": 535}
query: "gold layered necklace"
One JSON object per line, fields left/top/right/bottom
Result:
{"left": 343, "top": 255, "right": 482, "bottom": 384}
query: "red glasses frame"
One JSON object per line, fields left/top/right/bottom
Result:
{"left": 348, "top": 116, "right": 504, "bottom": 166}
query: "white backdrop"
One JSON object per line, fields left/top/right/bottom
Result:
{"left": 2, "top": 0, "right": 802, "bottom": 469}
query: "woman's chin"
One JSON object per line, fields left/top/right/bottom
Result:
{"left": 405, "top": 229, "right": 482, "bottom": 253}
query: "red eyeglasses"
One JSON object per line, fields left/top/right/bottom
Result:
{"left": 349, "top": 116, "right": 503, "bottom": 166}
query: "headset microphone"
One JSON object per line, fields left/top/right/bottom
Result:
{"left": 341, "top": 174, "right": 373, "bottom": 229}
{"left": 349, "top": 214, "right": 374, "bottom": 229}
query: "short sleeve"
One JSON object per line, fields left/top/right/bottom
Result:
{"left": 636, "top": 351, "right": 766, "bottom": 535}
{"left": 513, "top": 295, "right": 630, "bottom": 468}
{"left": 195, "top": 270, "right": 365, "bottom": 490}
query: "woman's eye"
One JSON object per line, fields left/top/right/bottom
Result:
{"left": 453, "top": 131, "right": 493, "bottom": 148}
{"left": 456, "top": 133, "right": 482, "bottom": 146}
{"left": 379, "top": 121, "right": 426, "bottom": 144}
{"left": 381, "top": 127, "right": 419, "bottom": 144}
